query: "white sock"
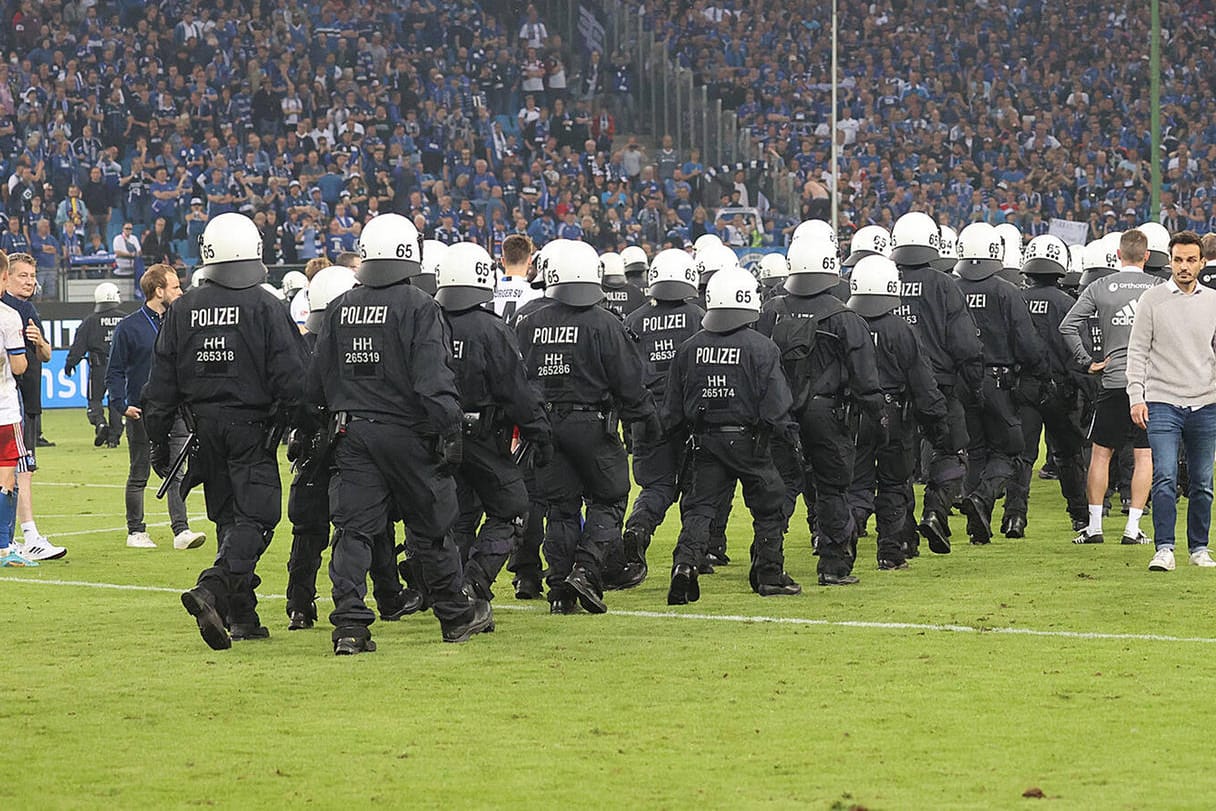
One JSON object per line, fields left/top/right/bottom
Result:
{"left": 1087, "top": 505, "right": 1104, "bottom": 536}
{"left": 21, "top": 521, "right": 38, "bottom": 542}
{"left": 1126, "top": 508, "right": 1143, "bottom": 537}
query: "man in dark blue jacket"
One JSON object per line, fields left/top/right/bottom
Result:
{"left": 106, "top": 263, "right": 204, "bottom": 551}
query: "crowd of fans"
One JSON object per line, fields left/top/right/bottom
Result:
{"left": 0, "top": 0, "right": 1215, "bottom": 300}
{"left": 657, "top": 0, "right": 1216, "bottom": 237}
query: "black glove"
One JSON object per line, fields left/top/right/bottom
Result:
{"left": 150, "top": 441, "right": 171, "bottom": 479}
{"left": 639, "top": 412, "right": 663, "bottom": 443}
{"left": 437, "top": 431, "right": 463, "bottom": 472}
{"left": 1038, "top": 377, "right": 1059, "bottom": 406}
{"left": 64, "top": 365, "right": 74, "bottom": 378}
{"left": 532, "top": 438, "right": 554, "bottom": 468}
{"left": 285, "top": 429, "right": 306, "bottom": 463}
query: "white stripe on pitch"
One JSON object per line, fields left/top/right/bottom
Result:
{"left": 0, "top": 576, "right": 1214, "bottom": 646}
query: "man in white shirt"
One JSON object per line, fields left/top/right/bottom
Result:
{"left": 112, "top": 222, "right": 140, "bottom": 278}
{"left": 491, "top": 234, "right": 542, "bottom": 327}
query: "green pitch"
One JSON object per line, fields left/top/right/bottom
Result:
{"left": 3, "top": 410, "right": 1216, "bottom": 809}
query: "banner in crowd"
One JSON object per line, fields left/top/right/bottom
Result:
{"left": 1048, "top": 218, "right": 1089, "bottom": 246}
{"left": 578, "top": 3, "right": 606, "bottom": 55}
{"left": 733, "top": 247, "right": 784, "bottom": 275}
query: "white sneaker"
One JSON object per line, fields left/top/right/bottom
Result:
{"left": 173, "top": 529, "right": 206, "bottom": 550}
{"left": 17, "top": 536, "right": 66, "bottom": 560}
{"left": 1190, "top": 549, "right": 1216, "bottom": 568}
{"left": 126, "top": 531, "right": 156, "bottom": 548}
{"left": 1149, "top": 548, "right": 1176, "bottom": 572}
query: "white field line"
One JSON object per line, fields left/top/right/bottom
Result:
{"left": 43, "top": 515, "right": 209, "bottom": 538}
{"left": 1, "top": 576, "right": 1214, "bottom": 645}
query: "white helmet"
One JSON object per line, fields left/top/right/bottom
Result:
{"left": 261, "top": 282, "right": 286, "bottom": 301}
{"left": 199, "top": 212, "right": 265, "bottom": 289}
{"left": 305, "top": 266, "right": 357, "bottom": 332}
{"left": 1139, "top": 221, "right": 1170, "bottom": 270}
{"left": 932, "top": 224, "right": 959, "bottom": 272}
{"left": 695, "top": 243, "right": 739, "bottom": 288}
{"left": 281, "top": 270, "right": 308, "bottom": 300}
{"left": 785, "top": 234, "right": 840, "bottom": 295}
{"left": 601, "top": 251, "right": 627, "bottom": 288}
{"left": 1102, "top": 230, "right": 1123, "bottom": 254}
{"left": 621, "top": 245, "right": 649, "bottom": 280}
{"left": 1068, "top": 244, "right": 1085, "bottom": 275}
{"left": 994, "top": 222, "right": 1023, "bottom": 270}
{"left": 890, "top": 212, "right": 940, "bottom": 265}
{"left": 1021, "top": 234, "right": 1068, "bottom": 277}
{"left": 419, "top": 239, "right": 448, "bottom": 295}
{"left": 357, "top": 213, "right": 422, "bottom": 288}
{"left": 702, "top": 266, "right": 760, "bottom": 333}
{"left": 1080, "top": 237, "right": 1120, "bottom": 288}
{"left": 842, "top": 225, "right": 892, "bottom": 268}
{"left": 757, "top": 252, "right": 788, "bottom": 285}
{"left": 647, "top": 248, "right": 699, "bottom": 301}
{"left": 846, "top": 255, "right": 901, "bottom": 318}
{"left": 435, "top": 242, "right": 496, "bottom": 312}
{"left": 93, "top": 281, "right": 121, "bottom": 306}
{"left": 692, "top": 233, "right": 723, "bottom": 256}
{"left": 290, "top": 288, "right": 310, "bottom": 326}
{"left": 545, "top": 240, "right": 604, "bottom": 306}
{"left": 955, "top": 222, "right": 1004, "bottom": 280}
{"left": 530, "top": 238, "right": 564, "bottom": 290}
{"left": 790, "top": 219, "right": 838, "bottom": 252}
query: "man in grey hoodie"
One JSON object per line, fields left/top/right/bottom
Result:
{"left": 1059, "top": 229, "right": 1160, "bottom": 545}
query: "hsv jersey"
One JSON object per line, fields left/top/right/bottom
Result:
{"left": 492, "top": 275, "right": 543, "bottom": 327}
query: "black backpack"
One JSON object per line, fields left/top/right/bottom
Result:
{"left": 769, "top": 296, "right": 845, "bottom": 412}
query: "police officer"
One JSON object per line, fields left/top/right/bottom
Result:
{"left": 933, "top": 225, "right": 959, "bottom": 273}
{"left": 1139, "top": 221, "right": 1172, "bottom": 280}
{"left": 953, "top": 222, "right": 1047, "bottom": 544}
{"left": 280, "top": 270, "right": 308, "bottom": 311}
{"left": 890, "top": 211, "right": 983, "bottom": 554}
{"left": 758, "top": 231, "right": 882, "bottom": 585}
{"left": 994, "top": 222, "right": 1025, "bottom": 286}
{"left": 694, "top": 243, "right": 740, "bottom": 310}
{"left": 837, "top": 225, "right": 891, "bottom": 301}
{"left": 601, "top": 251, "right": 647, "bottom": 318}
{"left": 845, "top": 255, "right": 947, "bottom": 569}
{"left": 516, "top": 239, "right": 658, "bottom": 614}
{"left": 621, "top": 245, "right": 649, "bottom": 289}
{"left": 284, "top": 266, "right": 416, "bottom": 631}
{"left": 435, "top": 242, "right": 552, "bottom": 608}
{"left": 1001, "top": 235, "right": 1088, "bottom": 537}
{"left": 756, "top": 252, "right": 788, "bottom": 303}
{"left": 663, "top": 266, "right": 796, "bottom": 603}
{"left": 622, "top": 248, "right": 704, "bottom": 578}
{"left": 143, "top": 212, "right": 307, "bottom": 651}
{"left": 66, "top": 281, "right": 126, "bottom": 447}
{"left": 505, "top": 239, "right": 562, "bottom": 599}
{"left": 312, "top": 214, "right": 495, "bottom": 653}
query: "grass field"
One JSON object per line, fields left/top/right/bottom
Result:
{"left": 3, "top": 410, "right": 1216, "bottom": 809}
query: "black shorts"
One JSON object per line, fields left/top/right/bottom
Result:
{"left": 1088, "top": 389, "right": 1148, "bottom": 449}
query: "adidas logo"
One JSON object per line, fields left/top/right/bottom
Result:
{"left": 1111, "top": 301, "right": 1137, "bottom": 326}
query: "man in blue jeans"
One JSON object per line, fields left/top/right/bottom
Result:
{"left": 1125, "top": 230, "right": 1216, "bottom": 571}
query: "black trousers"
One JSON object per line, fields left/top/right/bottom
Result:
{"left": 506, "top": 458, "right": 547, "bottom": 582}
{"left": 328, "top": 420, "right": 470, "bottom": 639}
{"left": 534, "top": 410, "right": 630, "bottom": 597}
{"left": 192, "top": 416, "right": 280, "bottom": 626}
{"left": 962, "top": 377, "right": 1022, "bottom": 511}
{"left": 626, "top": 428, "right": 685, "bottom": 537}
{"left": 1004, "top": 385, "right": 1087, "bottom": 523}
{"left": 793, "top": 399, "right": 857, "bottom": 578}
{"left": 86, "top": 362, "right": 123, "bottom": 436}
{"left": 285, "top": 465, "right": 403, "bottom": 620}
{"left": 674, "top": 432, "right": 785, "bottom": 582}
{"left": 922, "top": 388, "right": 968, "bottom": 523}
{"left": 453, "top": 432, "right": 529, "bottom": 600}
{"left": 849, "top": 403, "right": 916, "bottom": 563}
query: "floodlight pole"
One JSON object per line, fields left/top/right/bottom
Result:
{"left": 830, "top": 0, "right": 839, "bottom": 234}
{"left": 1150, "top": 0, "right": 1161, "bottom": 222}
